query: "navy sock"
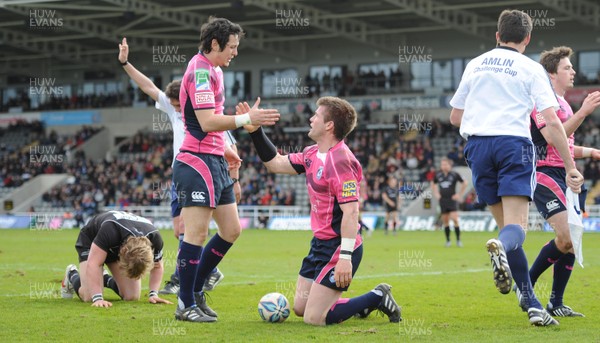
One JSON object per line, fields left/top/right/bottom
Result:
{"left": 444, "top": 226, "right": 450, "bottom": 242}
{"left": 177, "top": 241, "right": 202, "bottom": 309}
{"left": 550, "top": 252, "right": 575, "bottom": 308}
{"left": 69, "top": 270, "right": 81, "bottom": 298}
{"left": 194, "top": 234, "right": 233, "bottom": 293}
{"left": 454, "top": 226, "right": 461, "bottom": 241}
{"left": 173, "top": 234, "right": 184, "bottom": 279}
{"left": 498, "top": 224, "right": 525, "bottom": 252}
{"left": 325, "top": 291, "right": 382, "bottom": 325}
{"left": 507, "top": 247, "right": 542, "bottom": 309}
{"left": 529, "top": 240, "right": 563, "bottom": 287}
{"left": 103, "top": 273, "right": 120, "bottom": 296}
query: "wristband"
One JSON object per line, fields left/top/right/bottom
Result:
{"left": 120, "top": 60, "right": 128, "bottom": 66}
{"left": 92, "top": 293, "right": 104, "bottom": 303}
{"left": 341, "top": 238, "right": 356, "bottom": 252}
{"left": 231, "top": 178, "right": 239, "bottom": 184}
{"left": 339, "top": 253, "right": 352, "bottom": 260}
{"left": 149, "top": 290, "right": 158, "bottom": 298}
{"left": 234, "top": 113, "right": 251, "bottom": 128}
{"left": 582, "top": 147, "right": 593, "bottom": 158}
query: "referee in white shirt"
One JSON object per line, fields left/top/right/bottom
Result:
{"left": 449, "top": 9, "right": 583, "bottom": 327}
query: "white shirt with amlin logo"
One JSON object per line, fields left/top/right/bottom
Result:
{"left": 450, "top": 47, "right": 558, "bottom": 140}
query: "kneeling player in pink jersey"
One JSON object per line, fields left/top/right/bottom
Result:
{"left": 237, "top": 96, "right": 401, "bottom": 325}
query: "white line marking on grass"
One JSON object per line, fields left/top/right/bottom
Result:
{"left": 223, "top": 267, "right": 491, "bottom": 286}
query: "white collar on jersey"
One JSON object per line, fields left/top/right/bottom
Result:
{"left": 316, "top": 151, "right": 327, "bottom": 163}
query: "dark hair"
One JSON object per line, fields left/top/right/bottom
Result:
{"left": 497, "top": 10, "right": 532, "bottom": 44}
{"left": 316, "top": 96, "right": 357, "bottom": 141}
{"left": 199, "top": 16, "right": 244, "bottom": 53}
{"left": 165, "top": 80, "right": 181, "bottom": 101}
{"left": 539, "top": 46, "right": 573, "bottom": 74}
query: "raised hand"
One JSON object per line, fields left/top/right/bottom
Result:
{"left": 118, "top": 37, "right": 129, "bottom": 64}
{"left": 580, "top": 91, "right": 600, "bottom": 116}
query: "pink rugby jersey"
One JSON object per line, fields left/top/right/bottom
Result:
{"left": 179, "top": 53, "right": 225, "bottom": 156}
{"left": 530, "top": 95, "right": 575, "bottom": 168}
{"left": 288, "top": 141, "right": 363, "bottom": 245}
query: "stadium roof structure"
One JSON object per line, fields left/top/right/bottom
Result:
{"left": 0, "top": 0, "right": 599, "bottom": 74}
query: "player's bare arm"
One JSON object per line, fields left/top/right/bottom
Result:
{"left": 382, "top": 192, "right": 394, "bottom": 207}
{"left": 573, "top": 145, "right": 600, "bottom": 160}
{"left": 118, "top": 37, "right": 160, "bottom": 102}
{"left": 449, "top": 108, "right": 463, "bottom": 127}
{"left": 225, "top": 143, "right": 242, "bottom": 203}
{"left": 456, "top": 180, "right": 468, "bottom": 202}
{"left": 335, "top": 201, "right": 359, "bottom": 289}
{"left": 431, "top": 182, "right": 441, "bottom": 200}
{"left": 539, "top": 107, "right": 584, "bottom": 192}
{"left": 148, "top": 261, "right": 172, "bottom": 304}
{"left": 87, "top": 244, "right": 112, "bottom": 307}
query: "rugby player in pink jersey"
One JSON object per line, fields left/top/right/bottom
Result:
{"left": 522, "top": 46, "right": 600, "bottom": 318}
{"left": 237, "top": 96, "right": 401, "bottom": 326}
{"left": 173, "top": 16, "right": 280, "bottom": 323}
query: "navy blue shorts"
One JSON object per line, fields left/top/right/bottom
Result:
{"left": 464, "top": 136, "right": 536, "bottom": 205}
{"left": 534, "top": 166, "right": 587, "bottom": 219}
{"left": 173, "top": 151, "right": 235, "bottom": 209}
{"left": 170, "top": 182, "right": 181, "bottom": 217}
{"left": 299, "top": 237, "right": 363, "bottom": 292}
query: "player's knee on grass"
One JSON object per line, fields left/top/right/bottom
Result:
{"left": 121, "top": 294, "right": 140, "bottom": 301}
{"left": 293, "top": 303, "right": 305, "bottom": 317}
{"left": 303, "top": 312, "right": 325, "bottom": 326}
{"left": 119, "top": 289, "right": 140, "bottom": 301}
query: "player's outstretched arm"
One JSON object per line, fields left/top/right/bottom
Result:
{"left": 563, "top": 91, "right": 600, "bottom": 136}
{"left": 118, "top": 37, "right": 160, "bottom": 102}
{"left": 235, "top": 100, "right": 298, "bottom": 175}
{"left": 539, "top": 107, "right": 584, "bottom": 192}
{"left": 148, "top": 261, "right": 172, "bottom": 304}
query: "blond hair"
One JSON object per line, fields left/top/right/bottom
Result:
{"left": 118, "top": 236, "right": 154, "bottom": 279}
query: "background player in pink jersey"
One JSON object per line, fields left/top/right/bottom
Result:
{"left": 524, "top": 46, "right": 600, "bottom": 317}
{"left": 117, "top": 37, "right": 237, "bottom": 296}
{"left": 237, "top": 96, "right": 401, "bottom": 326}
{"left": 173, "top": 17, "right": 280, "bottom": 323}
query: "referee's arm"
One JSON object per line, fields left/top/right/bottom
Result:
{"left": 450, "top": 108, "right": 463, "bottom": 127}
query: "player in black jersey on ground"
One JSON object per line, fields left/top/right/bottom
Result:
{"left": 61, "top": 211, "right": 171, "bottom": 307}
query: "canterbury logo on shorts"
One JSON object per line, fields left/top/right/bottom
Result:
{"left": 191, "top": 191, "right": 206, "bottom": 202}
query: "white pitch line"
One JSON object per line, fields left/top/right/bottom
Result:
{"left": 219, "top": 267, "right": 491, "bottom": 286}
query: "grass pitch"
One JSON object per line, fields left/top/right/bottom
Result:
{"left": 1, "top": 228, "right": 600, "bottom": 342}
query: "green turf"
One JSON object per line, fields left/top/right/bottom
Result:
{"left": 1, "top": 229, "right": 600, "bottom": 342}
